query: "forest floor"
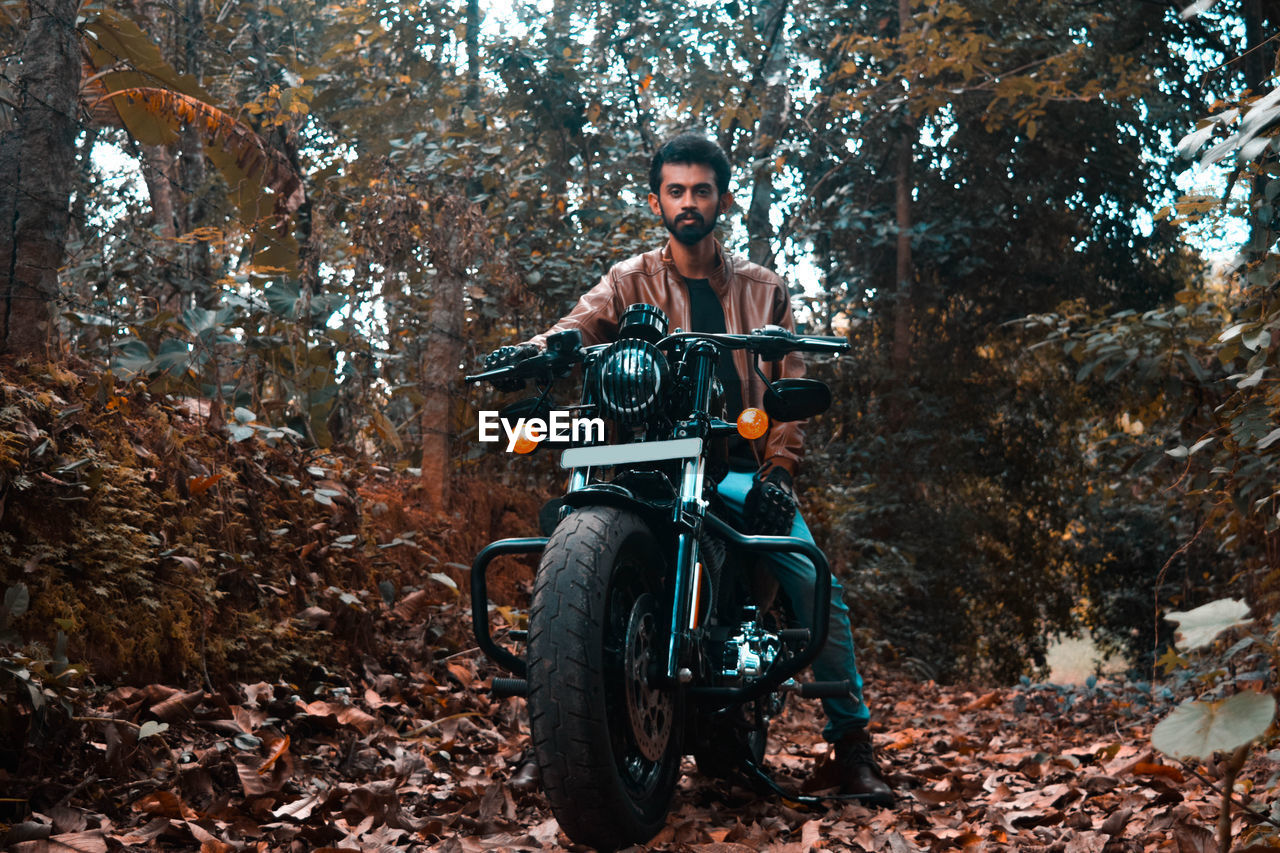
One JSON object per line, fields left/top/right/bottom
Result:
{"left": 4, "top": 595, "right": 1272, "bottom": 853}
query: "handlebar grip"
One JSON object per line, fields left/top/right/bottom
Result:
{"left": 465, "top": 350, "right": 569, "bottom": 386}
{"left": 792, "top": 336, "right": 850, "bottom": 354}
{"left": 464, "top": 361, "right": 536, "bottom": 384}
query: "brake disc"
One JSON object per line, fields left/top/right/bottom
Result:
{"left": 623, "top": 593, "right": 673, "bottom": 762}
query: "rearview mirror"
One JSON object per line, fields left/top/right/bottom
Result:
{"left": 763, "top": 379, "right": 832, "bottom": 422}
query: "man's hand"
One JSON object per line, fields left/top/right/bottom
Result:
{"left": 744, "top": 463, "right": 797, "bottom": 536}
{"left": 482, "top": 343, "right": 540, "bottom": 392}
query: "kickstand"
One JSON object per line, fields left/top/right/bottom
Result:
{"left": 734, "top": 754, "right": 883, "bottom": 806}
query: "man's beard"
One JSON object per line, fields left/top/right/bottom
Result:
{"left": 663, "top": 208, "right": 718, "bottom": 246}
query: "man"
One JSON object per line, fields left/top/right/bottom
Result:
{"left": 485, "top": 132, "right": 893, "bottom": 806}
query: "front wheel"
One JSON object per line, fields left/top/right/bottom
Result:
{"left": 527, "top": 507, "right": 683, "bottom": 851}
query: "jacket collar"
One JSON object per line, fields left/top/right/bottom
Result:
{"left": 659, "top": 237, "right": 734, "bottom": 297}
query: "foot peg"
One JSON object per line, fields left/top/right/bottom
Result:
{"left": 781, "top": 679, "right": 852, "bottom": 698}
{"left": 779, "top": 628, "right": 810, "bottom": 646}
{"left": 491, "top": 677, "right": 528, "bottom": 697}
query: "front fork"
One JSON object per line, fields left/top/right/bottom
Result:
{"left": 665, "top": 341, "right": 716, "bottom": 683}
{"left": 665, "top": 495, "right": 705, "bottom": 683}
{"left": 661, "top": 343, "right": 835, "bottom": 704}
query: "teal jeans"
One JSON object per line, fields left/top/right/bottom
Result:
{"left": 714, "top": 469, "right": 870, "bottom": 740}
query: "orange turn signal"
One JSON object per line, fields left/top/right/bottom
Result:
{"left": 512, "top": 426, "right": 540, "bottom": 455}
{"left": 736, "top": 407, "right": 769, "bottom": 440}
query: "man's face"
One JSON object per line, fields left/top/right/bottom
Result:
{"left": 648, "top": 163, "right": 733, "bottom": 247}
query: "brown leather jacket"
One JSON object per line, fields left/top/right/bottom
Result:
{"left": 529, "top": 239, "right": 806, "bottom": 476}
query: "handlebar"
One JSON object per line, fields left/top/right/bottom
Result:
{"left": 464, "top": 352, "right": 561, "bottom": 385}
{"left": 465, "top": 329, "right": 586, "bottom": 385}
{"left": 466, "top": 326, "right": 848, "bottom": 387}
{"left": 664, "top": 326, "right": 850, "bottom": 361}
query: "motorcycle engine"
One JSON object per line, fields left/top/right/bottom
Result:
{"left": 718, "top": 606, "right": 780, "bottom": 682}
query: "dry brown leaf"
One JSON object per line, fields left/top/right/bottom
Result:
{"left": 108, "top": 817, "right": 169, "bottom": 846}
{"left": 272, "top": 794, "right": 321, "bottom": 821}
{"left": 233, "top": 755, "right": 272, "bottom": 797}
{"left": 131, "top": 790, "right": 197, "bottom": 820}
{"left": 477, "top": 782, "right": 505, "bottom": 822}
{"left": 300, "top": 699, "right": 380, "bottom": 734}
{"left": 526, "top": 818, "right": 560, "bottom": 847}
{"left": 185, "top": 821, "right": 234, "bottom": 853}
{"left": 231, "top": 704, "right": 267, "bottom": 733}
{"left": 447, "top": 662, "right": 475, "bottom": 688}
{"left": 962, "top": 691, "right": 1002, "bottom": 711}
{"left": 233, "top": 733, "right": 295, "bottom": 798}
{"left": 7, "top": 833, "right": 109, "bottom": 853}
{"left": 800, "top": 819, "right": 823, "bottom": 849}
{"left": 392, "top": 588, "right": 433, "bottom": 621}
{"left": 1132, "top": 761, "right": 1185, "bottom": 783}
{"left": 882, "top": 831, "right": 923, "bottom": 852}
{"left": 242, "top": 682, "right": 274, "bottom": 705}
{"left": 257, "top": 733, "right": 291, "bottom": 775}
{"left": 1172, "top": 822, "right": 1216, "bottom": 853}
{"left": 188, "top": 473, "right": 223, "bottom": 495}
{"left": 296, "top": 606, "right": 332, "bottom": 626}
{"left": 365, "top": 686, "right": 401, "bottom": 709}
{"left": 150, "top": 688, "right": 205, "bottom": 723}
{"left": 1098, "top": 808, "right": 1133, "bottom": 837}
{"left": 46, "top": 807, "right": 87, "bottom": 835}
{"left": 885, "top": 732, "right": 916, "bottom": 750}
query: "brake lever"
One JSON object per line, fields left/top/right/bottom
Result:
{"left": 464, "top": 353, "right": 550, "bottom": 385}
{"left": 749, "top": 325, "right": 796, "bottom": 362}
{"left": 465, "top": 345, "right": 584, "bottom": 386}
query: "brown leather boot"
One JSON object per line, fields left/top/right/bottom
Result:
{"left": 834, "top": 728, "right": 894, "bottom": 807}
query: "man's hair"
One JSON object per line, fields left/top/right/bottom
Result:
{"left": 649, "top": 132, "right": 731, "bottom": 196}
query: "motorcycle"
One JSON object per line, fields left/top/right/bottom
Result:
{"left": 465, "top": 303, "right": 852, "bottom": 851}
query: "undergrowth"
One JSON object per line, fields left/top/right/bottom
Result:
{"left": 0, "top": 357, "right": 543, "bottom": 767}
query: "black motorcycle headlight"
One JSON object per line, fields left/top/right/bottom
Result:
{"left": 596, "top": 339, "right": 670, "bottom": 426}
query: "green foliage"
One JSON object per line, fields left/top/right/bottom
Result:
{"left": 35, "top": 0, "right": 1280, "bottom": 683}
{"left": 1012, "top": 6, "right": 1280, "bottom": 671}
{"left": 0, "top": 580, "right": 86, "bottom": 760}
{"left": 1152, "top": 690, "right": 1274, "bottom": 760}
{"left": 1149, "top": 598, "right": 1279, "bottom": 849}
{"left": 1166, "top": 599, "right": 1253, "bottom": 650}
{"left": 82, "top": 7, "right": 303, "bottom": 266}
{"left": 0, "top": 361, "right": 398, "bottom": 691}
{"left": 802, "top": 344, "right": 1083, "bottom": 682}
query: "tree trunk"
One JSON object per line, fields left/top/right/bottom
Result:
{"left": 891, "top": 133, "right": 913, "bottom": 375}
{"left": 140, "top": 145, "right": 180, "bottom": 242}
{"left": 179, "top": 0, "right": 213, "bottom": 308}
{"left": 420, "top": 196, "right": 481, "bottom": 512}
{"left": 419, "top": 276, "right": 463, "bottom": 513}
{"left": 466, "top": 0, "right": 482, "bottom": 108}
{"left": 1243, "top": 0, "right": 1280, "bottom": 256}
{"left": 746, "top": 0, "right": 791, "bottom": 266}
{"left": 542, "top": 0, "right": 573, "bottom": 203}
{"left": 0, "top": 0, "right": 80, "bottom": 358}
{"left": 130, "top": 0, "right": 211, "bottom": 312}
{"left": 890, "top": 0, "right": 915, "bottom": 378}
